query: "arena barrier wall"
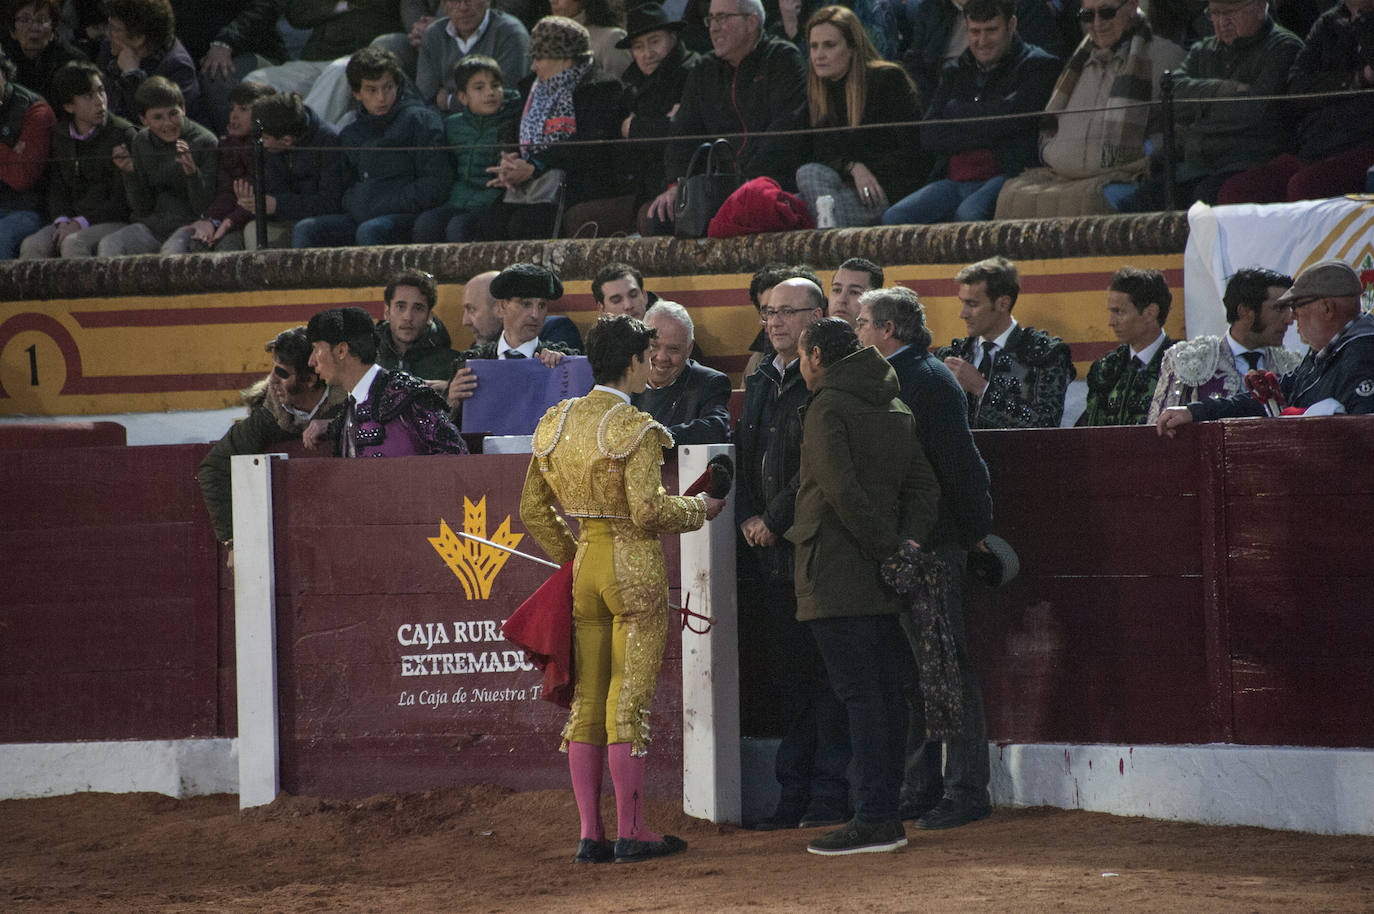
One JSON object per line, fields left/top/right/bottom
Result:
{"left": 3, "top": 418, "right": 1372, "bottom": 832}
{"left": 0, "top": 214, "right": 1186, "bottom": 417}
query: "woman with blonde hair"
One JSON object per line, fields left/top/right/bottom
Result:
{"left": 793, "top": 5, "right": 925, "bottom": 227}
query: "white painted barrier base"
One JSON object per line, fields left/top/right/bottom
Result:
{"left": 991, "top": 743, "right": 1374, "bottom": 836}
{"left": 0, "top": 739, "right": 238, "bottom": 800}
{"left": 4, "top": 737, "right": 1372, "bottom": 835}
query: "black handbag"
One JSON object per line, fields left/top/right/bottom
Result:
{"left": 674, "top": 139, "right": 740, "bottom": 238}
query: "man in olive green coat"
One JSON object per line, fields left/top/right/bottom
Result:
{"left": 789, "top": 317, "right": 940, "bottom": 857}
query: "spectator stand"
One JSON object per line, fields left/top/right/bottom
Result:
{"left": 0, "top": 212, "right": 1187, "bottom": 422}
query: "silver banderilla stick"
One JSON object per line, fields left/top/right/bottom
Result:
{"left": 459, "top": 531, "right": 716, "bottom": 629}
{"left": 458, "top": 531, "right": 560, "bottom": 568}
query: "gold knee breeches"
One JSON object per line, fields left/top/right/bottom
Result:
{"left": 561, "top": 519, "right": 670, "bottom": 756}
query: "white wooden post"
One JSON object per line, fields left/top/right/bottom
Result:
{"left": 232, "top": 453, "right": 283, "bottom": 809}
{"left": 678, "top": 443, "right": 740, "bottom": 824}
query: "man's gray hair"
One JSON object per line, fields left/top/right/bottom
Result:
{"left": 859, "top": 286, "right": 932, "bottom": 351}
{"left": 646, "top": 300, "right": 694, "bottom": 340}
{"left": 737, "top": 0, "right": 766, "bottom": 25}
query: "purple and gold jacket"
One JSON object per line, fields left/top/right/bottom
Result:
{"left": 332, "top": 368, "right": 467, "bottom": 458}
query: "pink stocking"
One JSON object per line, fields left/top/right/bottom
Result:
{"left": 607, "top": 742, "right": 661, "bottom": 842}
{"left": 568, "top": 742, "right": 606, "bottom": 841}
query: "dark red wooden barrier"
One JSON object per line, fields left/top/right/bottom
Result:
{"left": 967, "top": 418, "right": 1374, "bottom": 750}
{"left": 0, "top": 443, "right": 223, "bottom": 741}
{"left": 2, "top": 418, "right": 1370, "bottom": 802}
{"left": 0, "top": 421, "right": 126, "bottom": 450}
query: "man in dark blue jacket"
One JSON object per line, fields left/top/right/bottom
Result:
{"left": 292, "top": 47, "right": 450, "bottom": 247}
{"left": 233, "top": 91, "right": 343, "bottom": 250}
{"left": 883, "top": 0, "right": 1059, "bottom": 225}
{"left": 856, "top": 285, "right": 996, "bottom": 830}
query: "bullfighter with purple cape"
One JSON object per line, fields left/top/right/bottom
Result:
{"left": 305, "top": 306, "right": 467, "bottom": 457}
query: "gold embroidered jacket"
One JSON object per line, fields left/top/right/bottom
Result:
{"left": 520, "top": 390, "right": 707, "bottom": 561}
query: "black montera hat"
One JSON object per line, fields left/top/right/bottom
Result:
{"left": 490, "top": 263, "right": 564, "bottom": 301}
{"left": 616, "top": 4, "right": 685, "bottom": 48}
{"left": 306, "top": 306, "right": 377, "bottom": 345}
{"left": 968, "top": 534, "right": 1020, "bottom": 587}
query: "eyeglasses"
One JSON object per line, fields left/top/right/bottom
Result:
{"left": 760, "top": 306, "right": 815, "bottom": 322}
{"left": 1286, "top": 295, "right": 1323, "bottom": 309}
{"left": 272, "top": 364, "right": 294, "bottom": 380}
{"left": 1205, "top": 0, "right": 1260, "bottom": 20}
{"left": 704, "top": 11, "right": 750, "bottom": 25}
{"left": 16, "top": 16, "right": 53, "bottom": 27}
{"left": 1076, "top": 3, "right": 1125, "bottom": 23}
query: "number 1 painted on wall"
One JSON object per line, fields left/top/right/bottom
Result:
{"left": 25, "top": 344, "right": 38, "bottom": 385}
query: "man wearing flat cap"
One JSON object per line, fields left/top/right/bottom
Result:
{"left": 1158, "top": 261, "right": 1374, "bottom": 434}
{"left": 450, "top": 262, "right": 583, "bottom": 406}
{"left": 303, "top": 306, "right": 468, "bottom": 457}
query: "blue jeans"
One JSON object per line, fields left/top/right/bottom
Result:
{"left": 292, "top": 212, "right": 419, "bottom": 248}
{"left": 0, "top": 208, "right": 44, "bottom": 259}
{"left": 809, "top": 614, "right": 909, "bottom": 824}
{"left": 882, "top": 176, "right": 1007, "bottom": 226}
{"left": 413, "top": 204, "right": 482, "bottom": 243}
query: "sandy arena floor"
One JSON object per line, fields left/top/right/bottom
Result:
{"left": 3, "top": 787, "right": 1372, "bottom": 913}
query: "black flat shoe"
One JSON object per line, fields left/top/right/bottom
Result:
{"left": 915, "top": 798, "right": 991, "bottom": 830}
{"left": 613, "top": 834, "right": 687, "bottom": 863}
{"left": 573, "top": 838, "right": 614, "bottom": 863}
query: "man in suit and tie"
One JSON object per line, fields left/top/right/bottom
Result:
{"left": 448, "top": 263, "right": 583, "bottom": 408}
{"left": 1146, "top": 268, "right": 1302, "bottom": 423}
{"left": 303, "top": 306, "right": 467, "bottom": 457}
{"left": 631, "top": 301, "right": 731, "bottom": 447}
{"left": 1077, "top": 267, "right": 1176, "bottom": 426}
{"left": 934, "top": 256, "right": 1075, "bottom": 428}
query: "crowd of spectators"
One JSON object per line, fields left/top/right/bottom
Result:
{"left": 3, "top": 0, "right": 1372, "bottom": 259}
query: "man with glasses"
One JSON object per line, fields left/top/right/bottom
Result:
{"left": 1157, "top": 261, "right": 1374, "bottom": 433}
{"left": 992, "top": 0, "right": 1186, "bottom": 218}
{"left": 1214, "top": 0, "right": 1374, "bottom": 205}
{"left": 737, "top": 276, "right": 852, "bottom": 831}
{"left": 1130, "top": 0, "right": 1303, "bottom": 210}
{"left": 646, "top": 0, "right": 806, "bottom": 233}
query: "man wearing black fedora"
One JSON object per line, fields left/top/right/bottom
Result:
{"left": 614, "top": 4, "right": 701, "bottom": 234}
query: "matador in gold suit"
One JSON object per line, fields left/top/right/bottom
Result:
{"left": 521, "top": 379, "right": 708, "bottom": 864}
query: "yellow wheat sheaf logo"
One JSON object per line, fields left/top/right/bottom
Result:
{"left": 429, "top": 497, "right": 523, "bottom": 600}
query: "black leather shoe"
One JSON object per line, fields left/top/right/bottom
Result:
{"left": 749, "top": 812, "right": 802, "bottom": 831}
{"left": 573, "top": 838, "right": 614, "bottom": 863}
{"left": 898, "top": 795, "right": 941, "bottom": 822}
{"left": 613, "top": 834, "right": 688, "bottom": 863}
{"left": 915, "top": 798, "right": 991, "bottom": 830}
